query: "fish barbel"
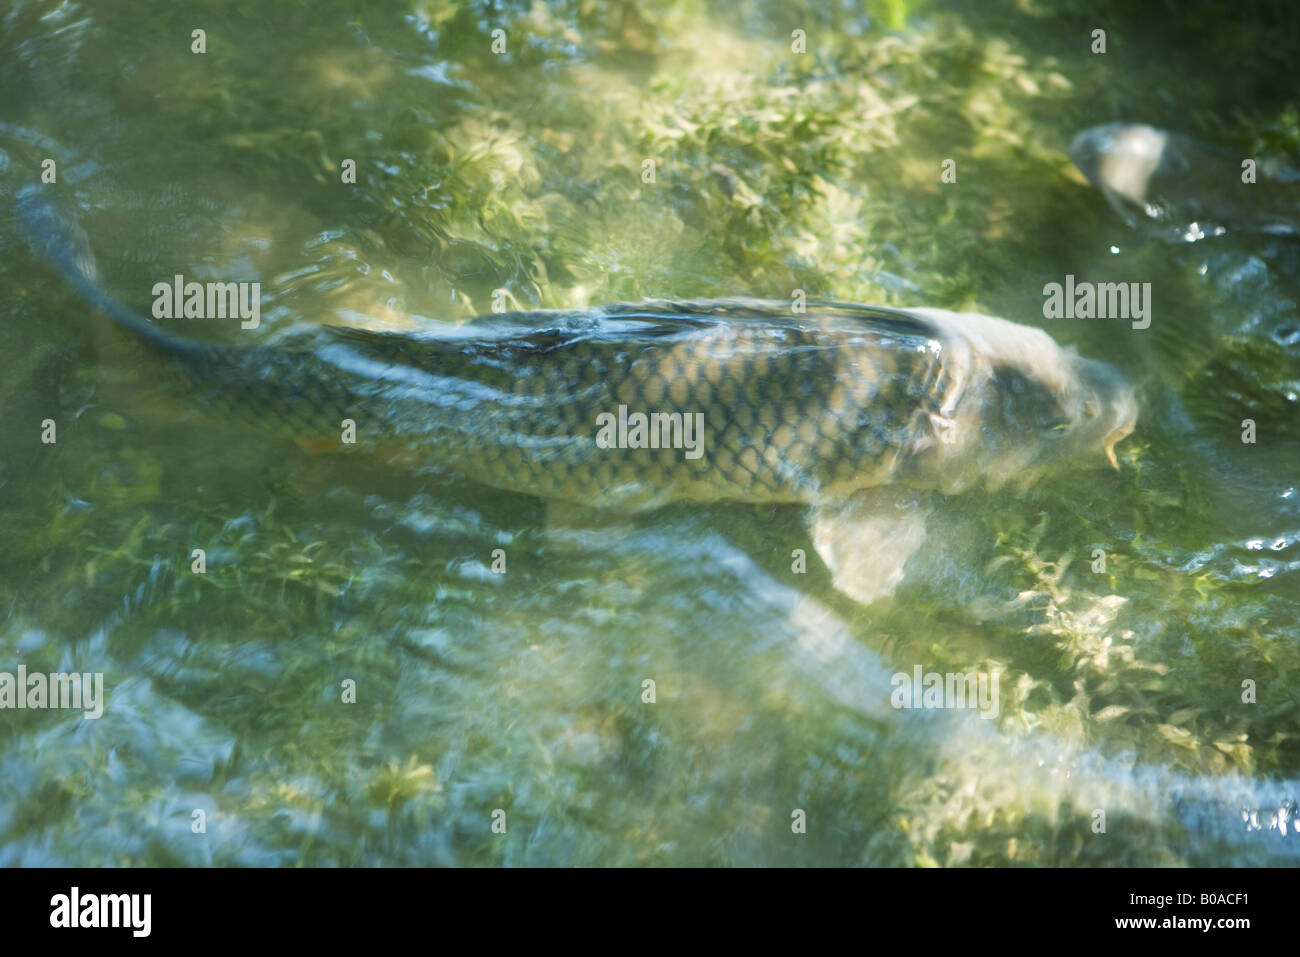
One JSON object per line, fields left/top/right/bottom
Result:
{"left": 19, "top": 187, "right": 1138, "bottom": 601}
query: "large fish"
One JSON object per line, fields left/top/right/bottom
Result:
{"left": 18, "top": 187, "right": 1137, "bottom": 603}
{"left": 1070, "top": 122, "right": 1300, "bottom": 240}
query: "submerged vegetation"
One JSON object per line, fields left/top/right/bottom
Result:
{"left": 0, "top": 0, "right": 1298, "bottom": 864}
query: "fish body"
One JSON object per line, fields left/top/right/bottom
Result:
{"left": 1070, "top": 122, "right": 1300, "bottom": 239}
{"left": 19, "top": 187, "right": 1138, "bottom": 601}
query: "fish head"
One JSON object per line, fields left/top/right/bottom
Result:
{"left": 1070, "top": 123, "right": 1247, "bottom": 240}
{"left": 919, "top": 310, "right": 1138, "bottom": 490}
{"left": 1055, "top": 352, "right": 1139, "bottom": 473}
{"left": 972, "top": 354, "right": 1138, "bottom": 490}
{"left": 1070, "top": 123, "right": 1172, "bottom": 215}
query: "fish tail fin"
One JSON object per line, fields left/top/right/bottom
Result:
{"left": 16, "top": 185, "right": 199, "bottom": 359}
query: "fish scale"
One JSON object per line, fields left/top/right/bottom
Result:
{"left": 398, "top": 308, "right": 948, "bottom": 506}
{"left": 116, "top": 304, "right": 950, "bottom": 507}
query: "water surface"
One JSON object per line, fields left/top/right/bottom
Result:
{"left": 1, "top": 0, "right": 1298, "bottom": 865}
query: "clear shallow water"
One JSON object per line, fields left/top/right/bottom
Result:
{"left": 0, "top": 0, "right": 1298, "bottom": 865}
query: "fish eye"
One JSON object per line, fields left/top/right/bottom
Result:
{"left": 1084, "top": 397, "right": 1100, "bottom": 419}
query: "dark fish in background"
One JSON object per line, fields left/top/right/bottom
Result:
{"left": 1070, "top": 122, "right": 1300, "bottom": 240}
{"left": 18, "top": 186, "right": 1137, "bottom": 603}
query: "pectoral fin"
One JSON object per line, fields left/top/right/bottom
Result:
{"left": 808, "top": 488, "right": 934, "bottom": 604}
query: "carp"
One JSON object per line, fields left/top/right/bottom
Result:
{"left": 19, "top": 187, "right": 1138, "bottom": 603}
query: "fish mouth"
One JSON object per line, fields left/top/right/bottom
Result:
{"left": 1102, "top": 424, "right": 1134, "bottom": 470}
